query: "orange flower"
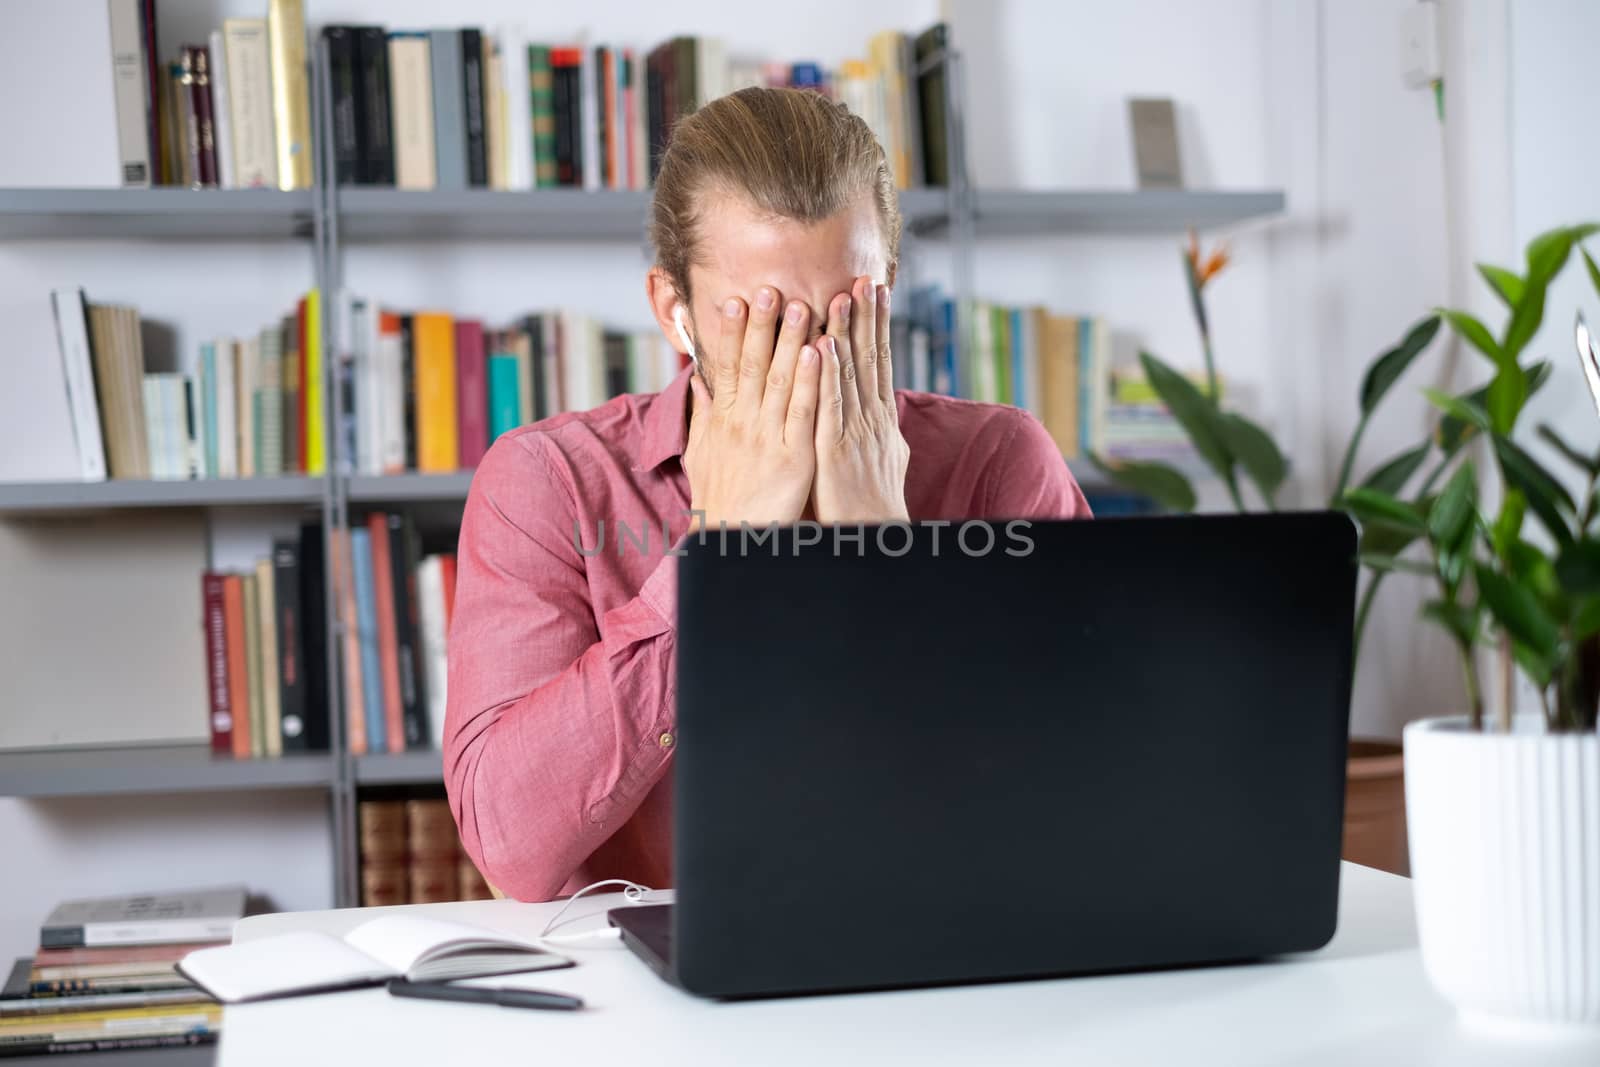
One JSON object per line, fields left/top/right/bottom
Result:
{"left": 1186, "top": 228, "right": 1230, "bottom": 289}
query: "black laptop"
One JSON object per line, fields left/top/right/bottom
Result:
{"left": 610, "top": 513, "right": 1357, "bottom": 998}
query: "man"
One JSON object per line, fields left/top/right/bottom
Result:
{"left": 446, "top": 87, "right": 1090, "bottom": 902}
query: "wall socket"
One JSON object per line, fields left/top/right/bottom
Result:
{"left": 1400, "top": 1, "right": 1441, "bottom": 89}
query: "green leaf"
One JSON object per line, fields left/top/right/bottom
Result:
{"left": 1435, "top": 361, "right": 1552, "bottom": 454}
{"left": 1359, "top": 315, "right": 1441, "bottom": 416}
{"left": 1139, "top": 351, "right": 1236, "bottom": 482}
{"left": 1537, "top": 423, "right": 1600, "bottom": 476}
{"left": 1475, "top": 563, "right": 1561, "bottom": 680}
{"left": 1438, "top": 309, "right": 1503, "bottom": 365}
{"left": 1487, "top": 364, "right": 1529, "bottom": 435}
{"left": 1428, "top": 461, "right": 1478, "bottom": 551}
{"left": 1575, "top": 596, "right": 1600, "bottom": 639}
{"left": 1478, "top": 264, "right": 1525, "bottom": 308}
{"left": 1425, "top": 388, "right": 1490, "bottom": 432}
{"left": 1216, "top": 413, "right": 1286, "bottom": 506}
{"left": 1584, "top": 248, "right": 1600, "bottom": 304}
{"left": 1526, "top": 226, "right": 1577, "bottom": 286}
{"left": 1086, "top": 454, "right": 1197, "bottom": 513}
{"left": 1341, "top": 488, "right": 1426, "bottom": 532}
{"left": 1361, "top": 553, "right": 1437, "bottom": 577}
{"left": 1492, "top": 490, "right": 1527, "bottom": 558}
{"left": 1361, "top": 522, "right": 1423, "bottom": 559}
{"left": 1495, "top": 435, "right": 1577, "bottom": 547}
{"left": 1556, "top": 539, "right": 1600, "bottom": 595}
{"left": 1422, "top": 598, "right": 1479, "bottom": 645}
{"left": 1361, "top": 442, "right": 1431, "bottom": 496}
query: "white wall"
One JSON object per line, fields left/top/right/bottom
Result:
{"left": 0, "top": 0, "right": 1535, "bottom": 952}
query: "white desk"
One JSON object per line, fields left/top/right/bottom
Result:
{"left": 220, "top": 863, "right": 1600, "bottom": 1067}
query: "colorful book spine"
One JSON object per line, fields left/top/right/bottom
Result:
{"left": 241, "top": 572, "right": 263, "bottom": 757}
{"left": 455, "top": 320, "right": 488, "bottom": 467}
{"left": 350, "top": 527, "right": 387, "bottom": 754}
{"left": 488, "top": 353, "right": 520, "bottom": 440}
{"left": 303, "top": 290, "right": 325, "bottom": 474}
{"left": 529, "top": 45, "right": 556, "bottom": 187}
{"left": 334, "top": 529, "right": 366, "bottom": 756}
{"left": 367, "top": 514, "right": 406, "bottom": 755}
{"left": 266, "top": 0, "right": 312, "bottom": 189}
{"left": 222, "top": 575, "right": 251, "bottom": 759}
{"left": 255, "top": 557, "right": 282, "bottom": 758}
{"left": 202, "top": 574, "right": 233, "bottom": 755}
{"left": 1009, "top": 306, "right": 1026, "bottom": 411}
{"left": 414, "top": 312, "right": 459, "bottom": 472}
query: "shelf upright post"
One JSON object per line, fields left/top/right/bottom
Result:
{"left": 942, "top": 47, "right": 976, "bottom": 398}
{"left": 311, "top": 35, "right": 359, "bottom": 909}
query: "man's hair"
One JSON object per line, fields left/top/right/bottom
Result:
{"left": 648, "top": 87, "right": 902, "bottom": 302}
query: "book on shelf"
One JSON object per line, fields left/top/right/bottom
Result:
{"left": 201, "top": 524, "right": 330, "bottom": 757}
{"left": 337, "top": 513, "right": 454, "bottom": 757}
{"left": 19, "top": 290, "right": 330, "bottom": 484}
{"left": 358, "top": 799, "right": 494, "bottom": 907}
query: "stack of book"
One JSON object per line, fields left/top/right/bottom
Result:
{"left": 333, "top": 513, "right": 456, "bottom": 756}
{"left": 99, "top": 0, "right": 314, "bottom": 189}
{"left": 358, "top": 798, "right": 494, "bottom": 907}
{"left": 332, "top": 299, "right": 680, "bottom": 476}
{"left": 1, "top": 887, "right": 245, "bottom": 1057}
{"left": 1100, "top": 372, "right": 1218, "bottom": 469}
{"left": 321, "top": 23, "right": 951, "bottom": 192}
{"left": 902, "top": 288, "right": 1128, "bottom": 461}
{"left": 42, "top": 288, "right": 328, "bottom": 482}
{"left": 200, "top": 524, "right": 330, "bottom": 758}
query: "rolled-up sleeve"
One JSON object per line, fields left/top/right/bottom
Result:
{"left": 444, "top": 432, "right": 678, "bottom": 902}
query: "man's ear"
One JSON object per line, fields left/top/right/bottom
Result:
{"left": 646, "top": 267, "right": 689, "bottom": 357}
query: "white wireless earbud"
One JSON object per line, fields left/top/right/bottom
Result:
{"left": 673, "top": 305, "right": 698, "bottom": 365}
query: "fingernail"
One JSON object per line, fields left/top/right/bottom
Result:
{"left": 786, "top": 302, "right": 806, "bottom": 325}
{"left": 756, "top": 288, "right": 776, "bottom": 311}
{"left": 839, "top": 296, "right": 852, "bottom": 324}
{"left": 878, "top": 284, "right": 890, "bottom": 309}
{"left": 724, "top": 298, "right": 742, "bottom": 318}
{"left": 800, "top": 345, "right": 817, "bottom": 365}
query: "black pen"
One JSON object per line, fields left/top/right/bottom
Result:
{"left": 386, "top": 978, "right": 585, "bottom": 1012}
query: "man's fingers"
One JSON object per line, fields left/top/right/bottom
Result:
{"left": 826, "top": 290, "right": 861, "bottom": 428}
{"left": 784, "top": 342, "right": 822, "bottom": 446}
{"left": 759, "top": 303, "right": 802, "bottom": 430}
{"left": 712, "top": 297, "right": 746, "bottom": 412}
{"left": 850, "top": 275, "right": 878, "bottom": 411}
{"left": 875, "top": 283, "right": 895, "bottom": 405}
{"left": 736, "top": 286, "right": 781, "bottom": 423}
{"left": 815, "top": 335, "right": 846, "bottom": 450}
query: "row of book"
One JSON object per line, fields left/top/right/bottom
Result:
{"left": 900, "top": 288, "right": 1201, "bottom": 465}
{"left": 0, "top": 887, "right": 243, "bottom": 1057}
{"left": 40, "top": 286, "right": 682, "bottom": 483}
{"left": 100, "top": 0, "right": 312, "bottom": 189}
{"left": 323, "top": 24, "right": 951, "bottom": 192}
{"left": 46, "top": 288, "right": 328, "bottom": 482}
{"left": 358, "top": 798, "right": 492, "bottom": 907}
{"left": 200, "top": 527, "right": 329, "bottom": 758}
{"left": 334, "top": 515, "right": 456, "bottom": 756}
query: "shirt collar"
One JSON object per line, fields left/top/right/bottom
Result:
{"left": 634, "top": 366, "right": 694, "bottom": 472}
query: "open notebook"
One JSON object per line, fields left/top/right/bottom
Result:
{"left": 177, "top": 915, "right": 573, "bottom": 1003}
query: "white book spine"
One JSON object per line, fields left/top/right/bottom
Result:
{"left": 1023, "top": 312, "right": 1043, "bottom": 417}
{"left": 236, "top": 337, "right": 256, "bottom": 477}
{"left": 484, "top": 36, "right": 507, "bottom": 191}
{"left": 50, "top": 288, "right": 107, "bottom": 481}
{"left": 215, "top": 341, "right": 238, "bottom": 477}
{"left": 141, "top": 377, "right": 163, "bottom": 479}
{"left": 377, "top": 324, "right": 405, "bottom": 474}
{"left": 83, "top": 916, "right": 239, "bottom": 948}
{"left": 182, "top": 376, "right": 202, "bottom": 478}
{"left": 578, "top": 40, "right": 599, "bottom": 191}
{"left": 106, "top": 0, "right": 152, "bottom": 186}
{"left": 391, "top": 36, "right": 437, "bottom": 191}
{"left": 358, "top": 301, "right": 383, "bottom": 476}
{"left": 911, "top": 328, "right": 930, "bottom": 394}
{"left": 222, "top": 19, "right": 277, "bottom": 189}
{"left": 501, "top": 26, "right": 532, "bottom": 190}
{"left": 416, "top": 556, "right": 449, "bottom": 754}
{"left": 209, "top": 30, "right": 236, "bottom": 188}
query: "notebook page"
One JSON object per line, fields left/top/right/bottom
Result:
{"left": 179, "top": 931, "right": 392, "bottom": 1002}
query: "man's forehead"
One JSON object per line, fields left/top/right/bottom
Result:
{"left": 691, "top": 195, "right": 886, "bottom": 310}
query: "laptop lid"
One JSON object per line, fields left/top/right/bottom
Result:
{"left": 672, "top": 513, "right": 1357, "bottom": 998}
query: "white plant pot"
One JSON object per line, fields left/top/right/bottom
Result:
{"left": 1404, "top": 715, "right": 1600, "bottom": 1030}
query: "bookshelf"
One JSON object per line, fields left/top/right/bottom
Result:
{"left": 0, "top": 33, "right": 1284, "bottom": 911}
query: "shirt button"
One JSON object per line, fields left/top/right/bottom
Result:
{"left": 659, "top": 732, "right": 675, "bottom": 749}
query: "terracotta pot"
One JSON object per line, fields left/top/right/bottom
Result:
{"left": 1342, "top": 737, "right": 1407, "bottom": 875}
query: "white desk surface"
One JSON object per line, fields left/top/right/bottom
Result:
{"left": 220, "top": 863, "right": 1600, "bottom": 1067}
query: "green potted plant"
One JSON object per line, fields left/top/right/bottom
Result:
{"left": 1097, "top": 222, "right": 1600, "bottom": 1026}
